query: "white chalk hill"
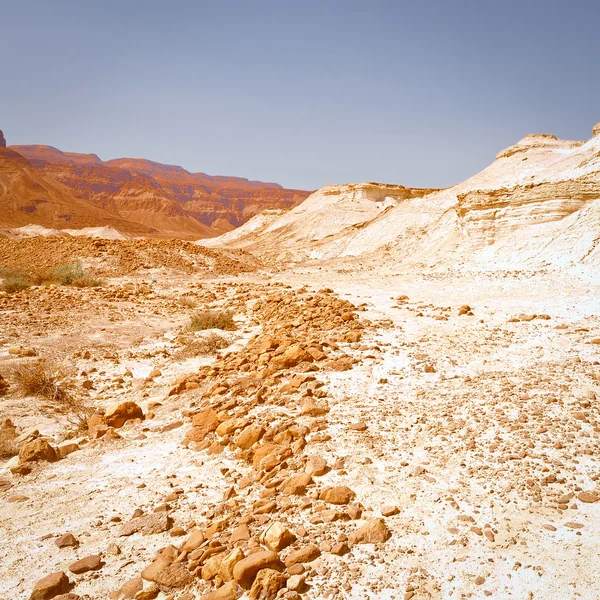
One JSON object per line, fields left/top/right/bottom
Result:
{"left": 202, "top": 125, "right": 600, "bottom": 273}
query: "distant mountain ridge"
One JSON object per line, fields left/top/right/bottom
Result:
{"left": 2, "top": 138, "right": 311, "bottom": 238}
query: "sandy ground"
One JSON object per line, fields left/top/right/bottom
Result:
{"left": 1, "top": 265, "right": 600, "bottom": 600}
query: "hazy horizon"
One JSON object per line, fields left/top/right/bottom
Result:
{"left": 2, "top": 0, "right": 599, "bottom": 190}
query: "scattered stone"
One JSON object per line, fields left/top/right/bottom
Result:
{"left": 349, "top": 518, "right": 391, "bottom": 544}
{"left": 19, "top": 438, "right": 57, "bottom": 464}
{"left": 319, "top": 486, "right": 356, "bottom": 505}
{"left": 261, "top": 521, "right": 296, "bottom": 551}
{"left": 118, "top": 513, "right": 172, "bottom": 536}
{"left": 578, "top": 491, "right": 599, "bottom": 503}
{"left": 55, "top": 533, "right": 79, "bottom": 548}
{"left": 284, "top": 545, "right": 321, "bottom": 568}
{"left": 104, "top": 401, "right": 144, "bottom": 428}
{"left": 69, "top": 554, "right": 103, "bottom": 574}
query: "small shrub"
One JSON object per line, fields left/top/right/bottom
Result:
{"left": 0, "top": 269, "right": 31, "bottom": 293}
{"left": 189, "top": 310, "right": 236, "bottom": 331}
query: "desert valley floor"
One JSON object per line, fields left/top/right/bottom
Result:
{"left": 1, "top": 238, "right": 600, "bottom": 600}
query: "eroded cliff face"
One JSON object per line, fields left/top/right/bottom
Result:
{"left": 201, "top": 182, "right": 439, "bottom": 253}
{"left": 8, "top": 145, "right": 311, "bottom": 237}
{"left": 456, "top": 179, "right": 600, "bottom": 247}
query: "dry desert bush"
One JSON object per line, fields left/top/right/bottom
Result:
{"left": 34, "top": 262, "right": 104, "bottom": 288}
{"left": 0, "top": 262, "right": 104, "bottom": 293}
{"left": 189, "top": 309, "right": 236, "bottom": 331}
{"left": 9, "top": 361, "right": 94, "bottom": 430}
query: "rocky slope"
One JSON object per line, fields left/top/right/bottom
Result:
{"left": 205, "top": 126, "right": 600, "bottom": 274}
{"left": 9, "top": 144, "right": 311, "bottom": 238}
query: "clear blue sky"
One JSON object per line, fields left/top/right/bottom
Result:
{"left": 1, "top": 0, "right": 599, "bottom": 190}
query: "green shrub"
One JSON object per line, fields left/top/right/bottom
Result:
{"left": 189, "top": 310, "right": 236, "bottom": 331}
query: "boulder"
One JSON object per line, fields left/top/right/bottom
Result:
{"left": 319, "top": 486, "right": 356, "bottom": 505}
{"left": 261, "top": 521, "right": 296, "bottom": 552}
{"left": 118, "top": 513, "right": 172, "bottom": 536}
{"left": 279, "top": 473, "right": 312, "bottom": 495}
{"left": 108, "top": 577, "right": 143, "bottom": 599}
{"left": 349, "top": 518, "right": 391, "bottom": 544}
{"left": 593, "top": 122, "right": 600, "bottom": 137}
{"left": 201, "top": 581, "right": 242, "bottom": 600}
{"left": 219, "top": 547, "right": 245, "bottom": 582}
{"left": 234, "top": 424, "right": 265, "bottom": 450}
{"left": 0, "top": 374, "right": 9, "bottom": 395}
{"left": 305, "top": 456, "right": 328, "bottom": 476}
{"left": 69, "top": 555, "right": 102, "bottom": 574}
{"left": 181, "top": 528, "right": 205, "bottom": 551}
{"left": 19, "top": 439, "right": 57, "bottom": 464}
{"left": 55, "top": 533, "right": 79, "bottom": 548}
{"left": 104, "top": 401, "right": 144, "bottom": 428}
{"left": 273, "top": 345, "right": 312, "bottom": 368}
{"left": 29, "top": 572, "right": 70, "bottom": 600}
{"left": 284, "top": 545, "right": 320, "bottom": 568}
{"left": 141, "top": 547, "right": 193, "bottom": 588}
{"left": 232, "top": 551, "right": 283, "bottom": 588}
{"left": 249, "top": 568, "right": 286, "bottom": 600}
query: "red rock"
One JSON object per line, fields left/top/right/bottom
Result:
{"left": 201, "top": 581, "right": 242, "bottom": 600}
{"left": 279, "top": 473, "right": 312, "bottom": 495}
{"left": 261, "top": 521, "right": 296, "bottom": 551}
{"left": 141, "top": 548, "right": 193, "bottom": 588}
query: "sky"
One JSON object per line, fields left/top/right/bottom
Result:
{"left": 1, "top": 0, "right": 599, "bottom": 190}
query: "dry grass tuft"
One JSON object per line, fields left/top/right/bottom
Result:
{"left": 11, "top": 361, "right": 70, "bottom": 403}
{"left": 178, "top": 296, "right": 198, "bottom": 309}
{"left": 175, "top": 332, "right": 231, "bottom": 358}
{"left": 0, "top": 420, "right": 18, "bottom": 458}
{"left": 10, "top": 361, "right": 94, "bottom": 422}
{"left": 189, "top": 310, "right": 236, "bottom": 331}
{"left": 0, "top": 269, "right": 31, "bottom": 293}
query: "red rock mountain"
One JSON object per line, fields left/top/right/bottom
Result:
{"left": 7, "top": 143, "right": 311, "bottom": 238}
{"left": 0, "top": 146, "right": 157, "bottom": 234}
